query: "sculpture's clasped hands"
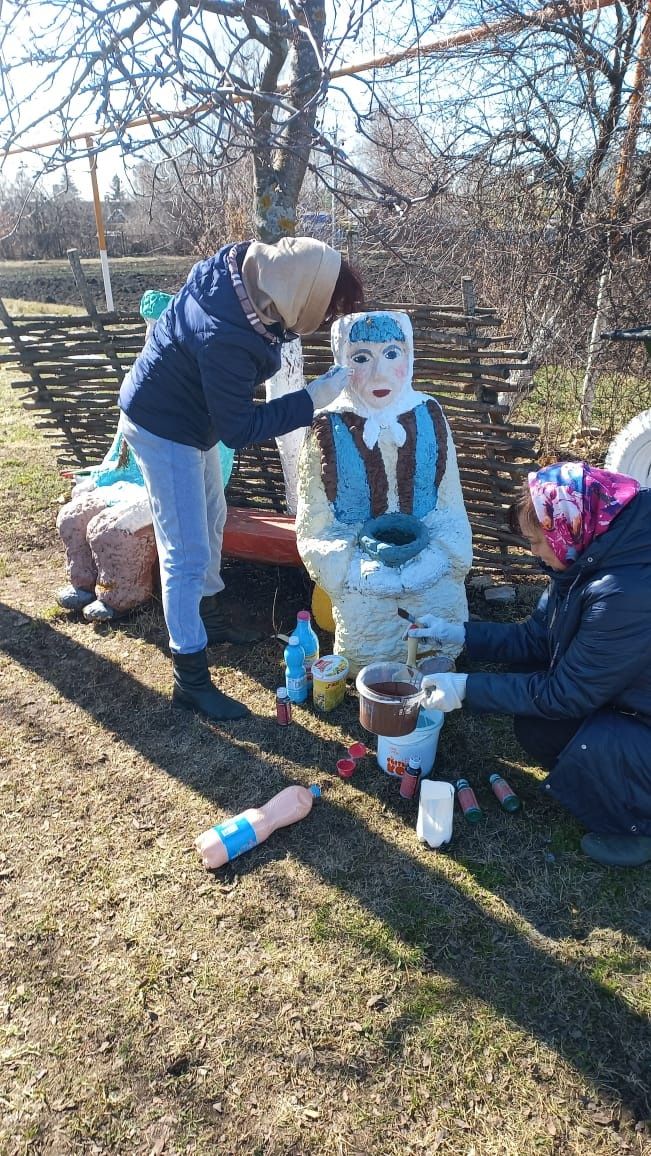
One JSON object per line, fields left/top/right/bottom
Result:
{"left": 422, "top": 672, "right": 468, "bottom": 712}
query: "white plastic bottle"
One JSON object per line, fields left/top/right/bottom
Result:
{"left": 196, "top": 784, "right": 321, "bottom": 869}
{"left": 417, "top": 780, "right": 454, "bottom": 848}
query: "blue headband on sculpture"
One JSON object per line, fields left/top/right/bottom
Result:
{"left": 349, "top": 314, "right": 406, "bottom": 343}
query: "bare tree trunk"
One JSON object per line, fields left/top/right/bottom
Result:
{"left": 579, "top": 258, "right": 611, "bottom": 429}
{"left": 579, "top": 0, "right": 651, "bottom": 428}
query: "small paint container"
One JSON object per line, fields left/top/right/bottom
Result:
{"left": 337, "top": 758, "right": 356, "bottom": 779}
{"left": 348, "top": 742, "right": 367, "bottom": 760}
{"left": 276, "top": 686, "right": 292, "bottom": 726}
{"left": 312, "top": 654, "right": 349, "bottom": 712}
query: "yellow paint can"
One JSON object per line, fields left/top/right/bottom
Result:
{"left": 312, "top": 654, "right": 349, "bottom": 712}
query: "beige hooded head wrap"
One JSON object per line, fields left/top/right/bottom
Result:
{"left": 241, "top": 237, "right": 342, "bottom": 336}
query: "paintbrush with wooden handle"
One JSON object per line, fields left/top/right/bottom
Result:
{"left": 398, "top": 607, "right": 424, "bottom": 665}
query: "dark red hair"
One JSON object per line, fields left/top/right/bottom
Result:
{"left": 323, "top": 259, "right": 365, "bottom": 324}
{"left": 508, "top": 479, "right": 541, "bottom": 537}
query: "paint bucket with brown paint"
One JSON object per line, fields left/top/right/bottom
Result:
{"left": 355, "top": 661, "right": 423, "bottom": 737}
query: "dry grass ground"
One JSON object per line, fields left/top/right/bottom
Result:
{"left": 0, "top": 309, "right": 650, "bottom": 1156}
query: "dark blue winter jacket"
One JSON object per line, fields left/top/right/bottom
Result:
{"left": 463, "top": 489, "right": 651, "bottom": 835}
{"left": 119, "top": 242, "right": 314, "bottom": 450}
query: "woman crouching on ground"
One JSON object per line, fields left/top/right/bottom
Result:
{"left": 410, "top": 462, "right": 651, "bottom": 867}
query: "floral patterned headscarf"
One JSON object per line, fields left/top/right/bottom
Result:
{"left": 528, "top": 462, "right": 640, "bottom": 565}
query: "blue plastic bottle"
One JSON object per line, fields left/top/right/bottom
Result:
{"left": 284, "top": 636, "right": 308, "bottom": 704}
{"left": 295, "top": 610, "right": 319, "bottom": 682}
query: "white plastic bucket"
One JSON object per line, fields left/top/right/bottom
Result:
{"left": 376, "top": 708, "right": 444, "bottom": 779}
{"left": 417, "top": 780, "right": 454, "bottom": 848}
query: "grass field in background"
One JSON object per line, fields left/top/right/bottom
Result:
{"left": 514, "top": 365, "right": 651, "bottom": 462}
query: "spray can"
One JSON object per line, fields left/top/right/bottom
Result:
{"left": 400, "top": 755, "right": 422, "bottom": 800}
{"left": 489, "top": 773, "right": 520, "bottom": 812}
{"left": 455, "top": 778, "right": 483, "bottom": 823}
{"left": 406, "top": 629, "right": 419, "bottom": 668}
{"left": 276, "top": 687, "right": 292, "bottom": 726}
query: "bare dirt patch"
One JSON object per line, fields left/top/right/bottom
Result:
{"left": 0, "top": 256, "right": 192, "bottom": 313}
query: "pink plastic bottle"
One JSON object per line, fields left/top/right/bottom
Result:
{"left": 195, "top": 784, "right": 321, "bottom": 869}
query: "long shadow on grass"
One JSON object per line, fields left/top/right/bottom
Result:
{"left": 2, "top": 601, "right": 650, "bottom": 1117}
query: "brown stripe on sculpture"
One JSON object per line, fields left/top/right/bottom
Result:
{"left": 341, "top": 413, "right": 389, "bottom": 517}
{"left": 311, "top": 414, "right": 339, "bottom": 504}
{"left": 396, "top": 409, "right": 417, "bottom": 514}
{"left": 117, "top": 437, "right": 131, "bottom": 470}
{"left": 427, "top": 398, "right": 448, "bottom": 489}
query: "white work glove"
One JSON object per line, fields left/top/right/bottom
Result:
{"left": 408, "top": 615, "right": 466, "bottom": 648}
{"left": 306, "top": 365, "right": 352, "bottom": 411}
{"left": 422, "top": 672, "right": 467, "bottom": 713}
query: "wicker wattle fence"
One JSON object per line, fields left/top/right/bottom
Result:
{"left": 0, "top": 260, "right": 539, "bottom": 574}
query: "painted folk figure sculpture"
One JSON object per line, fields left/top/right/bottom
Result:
{"left": 295, "top": 311, "right": 473, "bottom": 672}
{"left": 56, "top": 428, "right": 235, "bottom": 622}
{"left": 55, "top": 429, "right": 158, "bottom": 620}
{"left": 56, "top": 291, "right": 235, "bottom": 621}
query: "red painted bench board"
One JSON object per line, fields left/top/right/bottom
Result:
{"left": 222, "top": 507, "right": 302, "bottom": 567}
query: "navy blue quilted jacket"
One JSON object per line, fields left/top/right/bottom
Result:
{"left": 464, "top": 489, "right": 651, "bottom": 834}
{"left": 119, "top": 241, "right": 314, "bottom": 451}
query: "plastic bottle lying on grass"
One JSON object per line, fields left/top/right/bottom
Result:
{"left": 196, "top": 784, "right": 321, "bottom": 869}
{"left": 489, "top": 773, "right": 521, "bottom": 812}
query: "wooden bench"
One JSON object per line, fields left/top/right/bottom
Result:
{"left": 223, "top": 507, "right": 301, "bottom": 567}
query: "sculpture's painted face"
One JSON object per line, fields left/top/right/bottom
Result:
{"left": 340, "top": 314, "right": 412, "bottom": 411}
{"left": 349, "top": 340, "right": 410, "bottom": 410}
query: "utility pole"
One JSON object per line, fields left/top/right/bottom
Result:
{"left": 85, "top": 136, "right": 114, "bottom": 312}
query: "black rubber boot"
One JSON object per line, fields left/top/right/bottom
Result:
{"left": 172, "top": 648, "right": 250, "bottom": 721}
{"left": 200, "top": 595, "right": 265, "bottom": 645}
{"left": 581, "top": 832, "right": 651, "bottom": 867}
